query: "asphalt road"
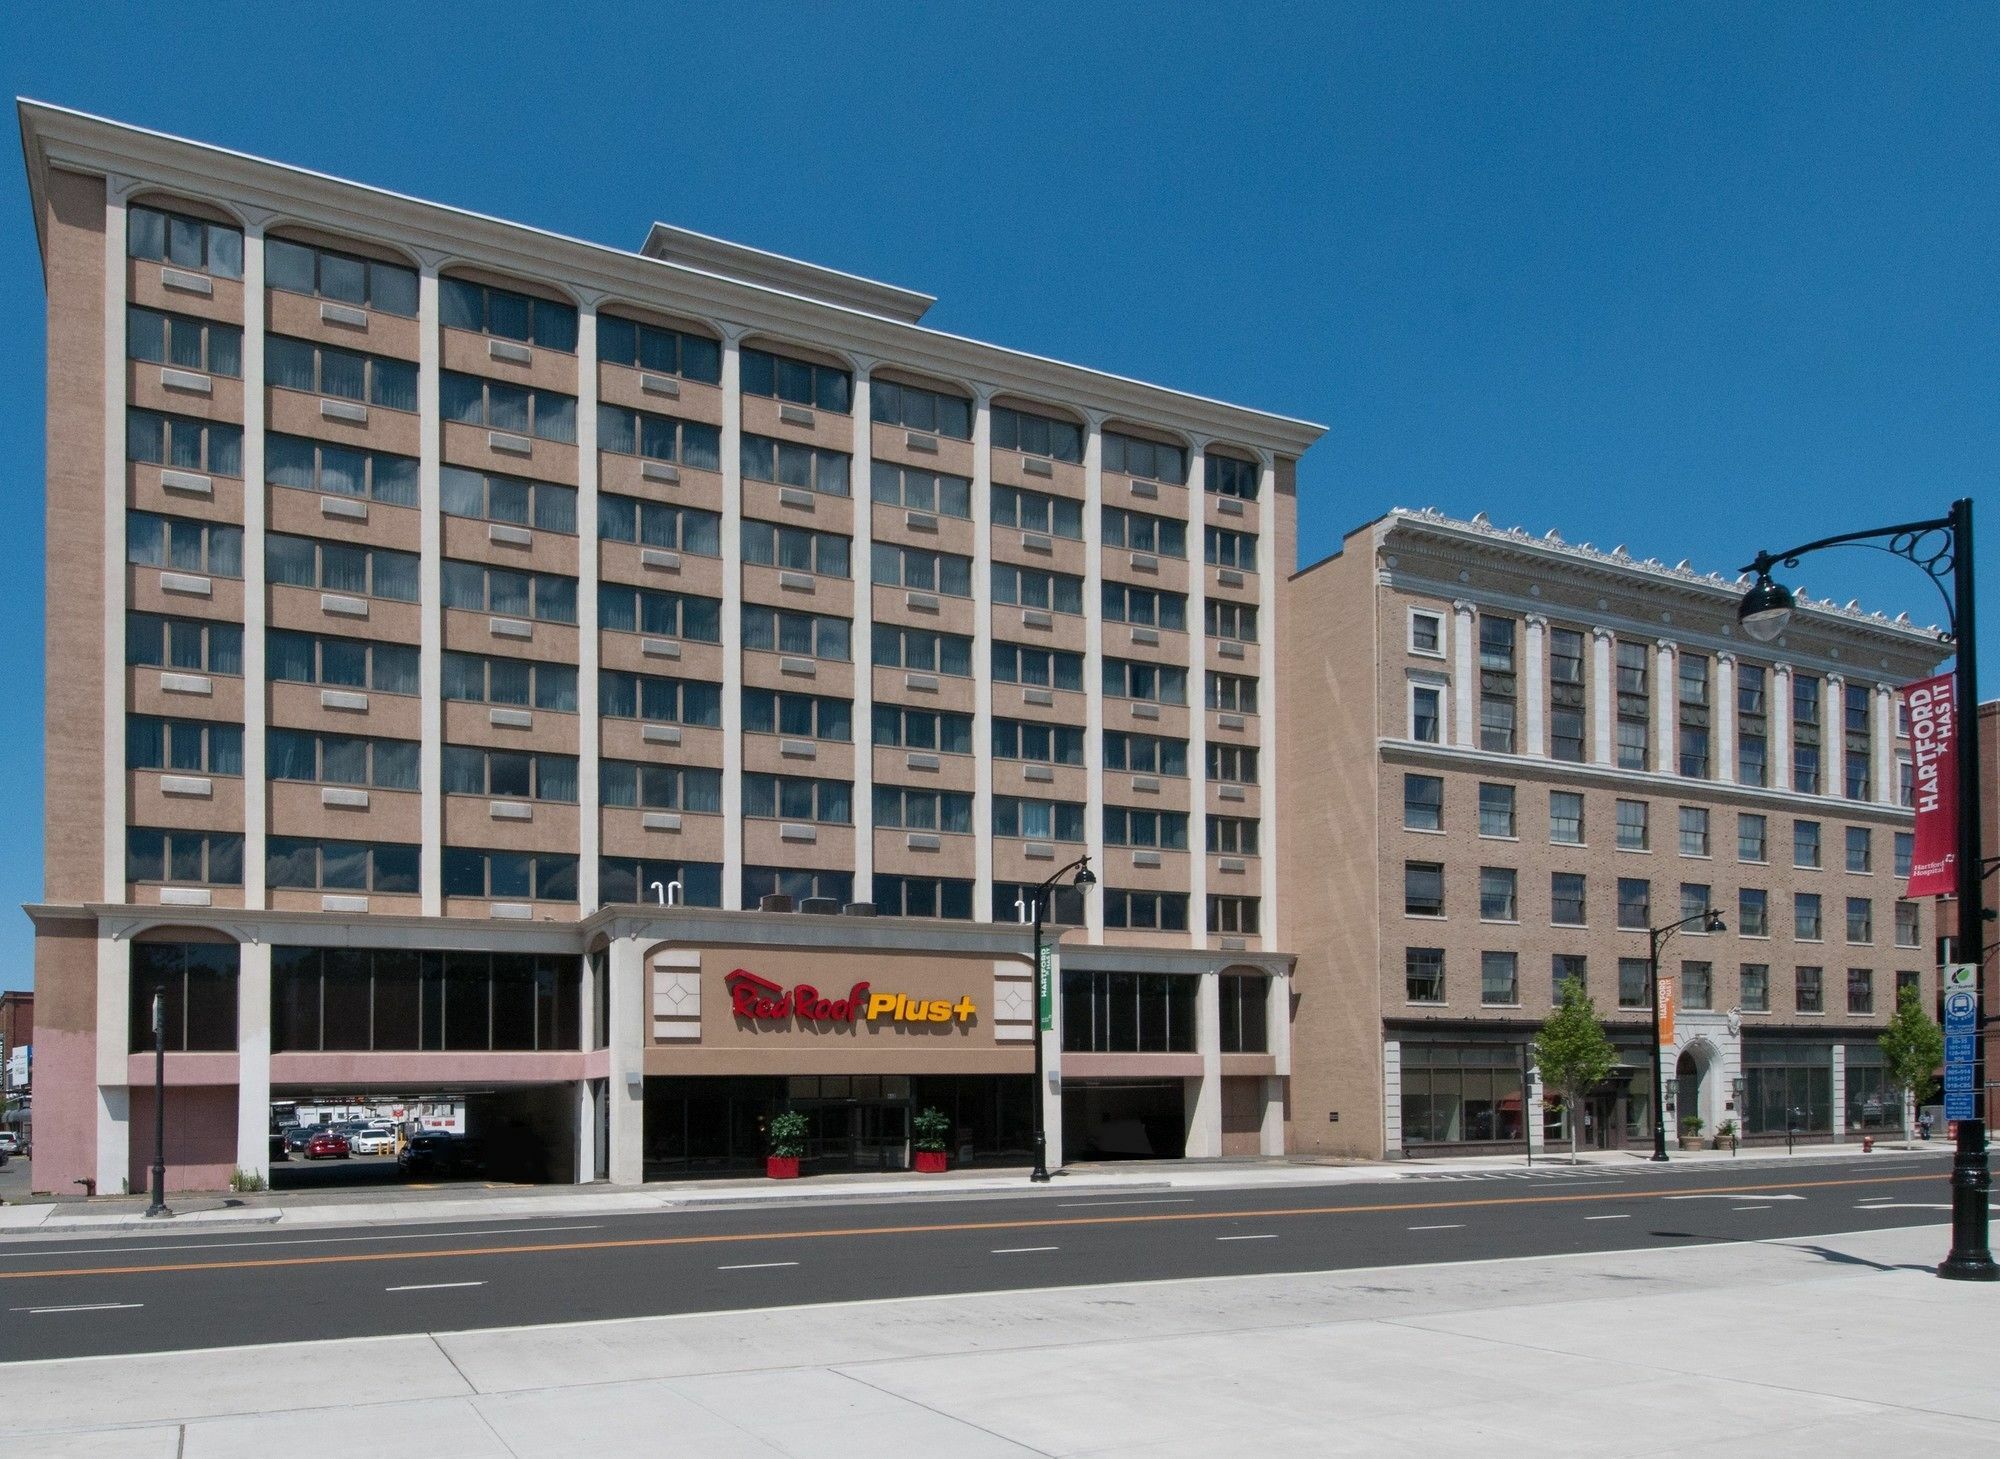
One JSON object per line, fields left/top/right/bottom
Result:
{"left": 0, "top": 1151, "right": 1966, "bottom": 1363}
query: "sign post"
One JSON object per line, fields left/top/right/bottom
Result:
{"left": 1943, "top": 963, "right": 1978, "bottom": 1124}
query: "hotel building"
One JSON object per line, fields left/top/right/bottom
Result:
{"left": 20, "top": 102, "right": 1321, "bottom": 1194}
{"left": 1284, "top": 508, "right": 1947, "bottom": 1157}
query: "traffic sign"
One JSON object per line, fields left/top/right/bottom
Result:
{"left": 1946, "top": 1033, "right": 1976, "bottom": 1064}
{"left": 1946, "top": 1092, "right": 1976, "bottom": 1121}
{"left": 1945, "top": 1065, "right": 1974, "bottom": 1093}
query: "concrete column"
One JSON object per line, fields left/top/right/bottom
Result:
{"left": 95, "top": 933, "right": 130, "bottom": 1192}
{"left": 1589, "top": 626, "right": 1614, "bottom": 765}
{"left": 1451, "top": 601, "right": 1477, "bottom": 747}
{"left": 1771, "top": 663, "right": 1793, "bottom": 789}
{"left": 240, "top": 224, "right": 268, "bottom": 908}
{"left": 1261, "top": 971, "right": 1289, "bottom": 1155}
{"left": 718, "top": 327, "right": 747, "bottom": 908}
{"left": 1523, "top": 613, "right": 1548, "bottom": 758}
{"left": 100, "top": 178, "right": 136, "bottom": 900}
{"left": 1042, "top": 942, "right": 1064, "bottom": 1169}
{"left": 416, "top": 262, "right": 444, "bottom": 915}
{"left": 1382, "top": 1038, "right": 1403, "bottom": 1158}
{"left": 1255, "top": 455, "right": 1279, "bottom": 945}
{"left": 1825, "top": 674, "right": 1845, "bottom": 798}
{"left": 1831, "top": 1042, "right": 1847, "bottom": 1143}
{"left": 1714, "top": 652, "right": 1737, "bottom": 786}
{"left": 1653, "top": 639, "right": 1677, "bottom": 774}
{"left": 1186, "top": 439, "right": 1209, "bottom": 949}
{"left": 1185, "top": 970, "right": 1223, "bottom": 1158}
{"left": 574, "top": 302, "right": 601, "bottom": 911}
{"left": 1872, "top": 683, "right": 1897, "bottom": 806}
{"left": 970, "top": 386, "right": 995, "bottom": 916}
{"left": 573, "top": 1078, "right": 596, "bottom": 1184}
{"left": 1525, "top": 1057, "right": 1545, "bottom": 1158}
{"left": 607, "top": 934, "right": 645, "bottom": 1184}
{"left": 1081, "top": 413, "right": 1106, "bottom": 942}
{"left": 848, "top": 360, "right": 876, "bottom": 905}
{"left": 235, "top": 940, "right": 271, "bottom": 1181}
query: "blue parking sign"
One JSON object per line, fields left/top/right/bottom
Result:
{"left": 1946, "top": 1092, "right": 1976, "bottom": 1121}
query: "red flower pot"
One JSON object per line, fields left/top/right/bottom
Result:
{"left": 766, "top": 1155, "right": 800, "bottom": 1179}
{"left": 914, "top": 1150, "right": 948, "bottom": 1173}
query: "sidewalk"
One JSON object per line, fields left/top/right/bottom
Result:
{"left": 3, "top": 1222, "right": 1985, "bottom": 1456}
{"left": 0, "top": 1142, "right": 1949, "bottom": 1239}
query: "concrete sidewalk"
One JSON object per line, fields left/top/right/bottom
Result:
{"left": 3, "top": 1222, "right": 1986, "bottom": 1456}
{"left": 0, "top": 1142, "right": 1950, "bottom": 1239}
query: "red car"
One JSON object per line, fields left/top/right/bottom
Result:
{"left": 304, "top": 1131, "right": 351, "bottom": 1160}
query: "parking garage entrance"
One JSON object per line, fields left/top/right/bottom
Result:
{"left": 1061, "top": 1078, "right": 1190, "bottom": 1161}
{"left": 268, "top": 1084, "right": 579, "bottom": 1190}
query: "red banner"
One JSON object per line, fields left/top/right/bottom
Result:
{"left": 1902, "top": 673, "right": 1958, "bottom": 898}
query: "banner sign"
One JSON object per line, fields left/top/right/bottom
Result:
{"left": 1037, "top": 945, "right": 1054, "bottom": 1032}
{"left": 1658, "top": 975, "right": 1676, "bottom": 1045}
{"left": 1943, "top": 963, "right": 1977, "bottom": 1122}
{"left": 1902, "top": 674, "right": 1959, "bottom": 898}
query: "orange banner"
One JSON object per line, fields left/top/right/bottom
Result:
{"left": 1658, "top": 975, "right": 1677, "bottom": 1044}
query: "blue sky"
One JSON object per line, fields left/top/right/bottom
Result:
{"left": 2, "top": 4, "right": 1995, "bottom": 994}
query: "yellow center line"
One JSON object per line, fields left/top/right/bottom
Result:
{"left": 0, "top": 1171, "right": 1938, "bottom": 1282}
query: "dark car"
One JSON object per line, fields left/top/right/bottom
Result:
{"left": 269, "top": 1131, "right": 289, "bottom": 1163}
{"left": 397, "top": 1132, "right": 484, "bottom": 1179}
{"left": 305, "top": 1131, "right": 351, "bottom": 1160}
{"left": 282, "top": 1124, "right": 326, "bottom": 1154}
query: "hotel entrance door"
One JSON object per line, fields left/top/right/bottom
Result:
{"left": 792, "top": 1075, "right": 913, "bottom": 1171}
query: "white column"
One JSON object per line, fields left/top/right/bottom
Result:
{"left": 235, "top": 940, "right": 271, "bottom": 1181}
{"left": 1381, "top": 1038, "right": 1403, "bottom": 1158}
{"left": 416, "top": 262, "right": 444, "bottom": 915}
{"left": 1831, "top": 1042, "right": 1847, "bottom": 1143}
{"left": 1260, "top": 971, "right": 1289, "bottom": 1155}
{"left": 1715, "top": 652, "right": 1738, "bottom": 786}
{"left": 1254, "top": 455, "right": 1279, "bottom": 945}
{"left": 1081, "top": 413, "right": 1106, "bottom": 941}
{"left": 848, "top": 360, "right": 875, "bottom": 905}
{"left": 575, "top": 302, "right": 601, "bottom": 911}
{"left": 1771, "top": 663, "right": 1793, "bottom": 789}
{"left": 1653, "top": 639, "right": 1677, "bottom": 775}
{"left": 100, "top": 179, "right": 135, "bottom": 900}
{"left": 970, "top": 386, "right": 995, "bottom": 915}
{"left": 1185, "top": 970, "right": 1223, "bottom": 1157}
{"left": 95, "top": 933, "right": 130, "bottom": 1192}
{"left": 1872, "top": 683, "right": 1897, "bottom": 806}
{"left": 573, "top": 1078, "right": 595, "bottom": 1184}
{"left": 607, "top": 934, "right": 645, "bottom": 1184}
{"left": 1041, "top": 942, "right": 1065, "bottom": 1169}
{"left": 1825, "top": 674, "right": 1845, "bottom": 798}
{"left": 1589, "top": 626, "right": 1614, "bottom": 765}
{"left": 1451, "top": 600, "right": 1477, "bottom": 748}
{"left": 1523, "top": 613, "right": 1548, "bottom": 758}
{"left": 240, "top": 223, "right": 268, "bottom": 907}
{"left": 1525, "top": 1059, "right": 1545, "bottom": 1158}
{"left": 1185, "top": 439, "right": 1209, "bottom": 949}
{"left": 718, "top": 327, "right": 747, "bottom": 908}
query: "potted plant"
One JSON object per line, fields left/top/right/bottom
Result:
{"left": 912, "top": 1107, "right": 952, "bottom": 1173}
{"left": 1678, "top": 1114, "right": 1706, "bottom": 1151}
{"left": 1714, "top": 1118, "right": 1738, "bottom": 1154}
{"left": 766, "top": 1110, "right": 808, "bottom": 1179}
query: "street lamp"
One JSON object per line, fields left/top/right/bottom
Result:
{"left": 1737, "top": 499, "right": 1993, "bottom": 1281}
{"left": 1028, "top": 855, "right": 1096, "bottom": 1183}
{"left": 1645, "top": 908, "right": 1725, "bottom": 1161}
{"left": 145, "top": 985, "right": 170, "bottom": 1219}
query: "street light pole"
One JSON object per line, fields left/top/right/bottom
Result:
{"left": 145, "top": 985, "right": 170, "bottom": 1218}
{"left": 1646, "top": 909, "right": 1726, "bottom": 1162}
{"left": 1028, "top": 855, "right": 1096, "bottom": 1183}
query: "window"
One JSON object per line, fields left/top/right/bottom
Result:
{"left": 1480, "top": 867, "right": 1518, "bottom": 921}
{"left": 994, "top": 882, "right": 1085, "bottom": 925}
{"left": 872, "top": 461, "right": 971, "bottom": 517}
{"left": 1678, "top": 807, "right": 1710, "bottom": 857}
{"left": 267, "top": 335, "right": 417, "bottom": 411}
{"left": 1410, "top": 683, "right": 1443, "bottom": 743}
{"left": 740, "top": 432, "right": 851, "bottom": 495}
{"left": 1551, "top": 872, "right": 1586, "bottom": 926}
{"left": 128, "top": 510, "right": 243, "bottom": 577}
{"left": 1478, "top": 783, "right": 1516, "bottom": 838}
{"left": 1616, "top": 640, "right": 1651, "bottom": 770}
{"left": 1103, "top": 657, "right": 1184, "bottom": 703}
{"left": 1738, "top": 813, "right": 1768, "bottom": 863}
{"left": 1201, "top": 526, "right": 1256, "bottom": 572}
{"left": 269, "top": 534, "right": 419, "bottom": 601}
{"left": 1795, "top": 893, "right": 1823, "bottom": 940}
{"left": 1549, "top": 791, "right": 1585, "bottom": 845}
{"left": 441, "top": 848, "right": 578, "bottom": 901}
{"left": 602, "top": 584, "right": 726, "bottom": 643}
{"left": 1741, "top": 963, "right": 1770, "bottom": 1012}
{"left": 873, "top": 542, "right": 969, "bottom": 595}
{"left": 446, "top": 653, "right": 580, "bottom": 712}
{"left": 1206, "top": 743, "right": 1259, "bottom": 784}
{"left": 128, "top": 204, "right": 242, "bottom": 277}
{"left": 1677, "top": 653, "right": 1711, "bottom": 778}
{"left": 744, "top": 689, "right": 850, "bottom": 741}
{"left": 1895, "top": 900, "right": 1920, "bottom": 948}
{"left": 1618, "top": 958, "right": 1650, "bottom": 1008}
{"left": 1478, "top": 615, "right": 1516, "bottom": 753}
{"left": 272, "top": 435, "right": 420, "bottom": 508}
{"left": 441, "top": 277, "right": 576, "bottom": 349}
{"left": 128, "top": 306, "right": 241, "bottom": 376}
{"left": 1210, "top": 895, "right": 1261, "bottom": 935}
{"left": 597, "top": 405, "right": 722, "bottom": 469}
{"left": 1847, "top": 968, "right": 1874, "bottom": 1015}
{"left": 128, "top": 941, "right": 238, "bottom": 1054}
{"left": 596, "top": 314, "right": 721, "bottom": 383}
{"left": 1102, "top": 889, "right": 1190, "bottom": 931}
{"left": 1896, "top": 969, "right": 1921, "bottom": 1004}
{"left": 1409, "top": 609, "right": 1444, "bottom": 656}
{"left": 1105, "top": 806, "right": 1189, "bottom": 849}
{"left": 1205, "top": 454, "right": 1259, "bottom": 500}
{"left": 268, "top": 631, "right": 418, "bottom": 694}
{"left": 992, "top": 405, "right": 1082, "bottom": 462}
{"left": 1405, "top": 861, "right": 1445, "bottom": 917}
{"left": 1206, "top": 672, "right": 1258, "bottom": 714}
{"left": 1796, "top": 966, "right": 1824, "bottom": 1013}
{"left": 599, "top": 858, "right": 724, "bottom": 908}
{"left": 871, "top": 378, "right": 972, "bottom": 438}
{"left": 991, "top": 484, "right": 1083, "bottom": 537}
{"left": 744, "top": 774, "right": 852, "bottom": 825}
{"left": 874, "top": 624, "right": 972, "bottom": 675}
{"left": 1406, "top": 948, "right": 1446, "bottom": 1003}
{"left": 445, "top": 560, "right": 577, "bottom": 622}
{"left": 1793, "top": 672, "right": 1822, "bottom": 794}
{"left": 1794, "top": 820, "right": 1822, "bottom": 868}
{"left": 1846, "top": 897, "right": 1873, "bottom": 944}
{"left": 740, "top": 604, "right": 848, "bottom": 659}
{"left": 1845, "top": 826, "right": 1872, "bottom": 874}
{"left": 991, "top": 717, "right": 1084, "bottom": 766}
{"left": 1844, "top": 682, "right": 1872, "bottom": 800}
{"left": 441, "top": 371, "right": 576, "bottom": 442}
{"left": 1104, "top": 507, "right": 1187, "bottom": 557}
{"left": 273, "top": 947, "right": 578, "bottom": 1054}
{"left": 1404, "top": 774, "right": 1444, "bottom": 831}
{"left": 741, "top": 347, "right": 851, "bottom": 413}
{"left": 1898, "top": 758, "right": 1914, "bottom": 808}
{"left": 1551, "top": 954, "right": 1588, "bottom": 1003}
{"left": 1739, "top": 888, "right": 1769, "bottom": 937}
{"left": 743, "top": 519, "right": 850, "bottom": 578}
{"left": 1104, "top": 731, "right": 1188, "bottom": 776}
{"left": 1549, "top": 627, "right": 1586, "bottom": 762}
{"left": 873, "top": 875, "right": 975, "bottom": 919}
{"left": 1102, "top": 580, "right": 1185, "bottom": 629}
{"left": 443, "top": 746, "right": 578, "bottom": 802}
{"left": 744, "top": 866, "right": 854, "bottom": 906}
{"left": 1208, "top": 815, "right": 1260, "bottom": 855}
{"left": 1894, "top": 832, "right": 1913, "bottom": 879}
{"left": 874, "top": 784, "right": 975, "bottom": 833}
{"left": 1061, "top": 969, "right": 1197, "bottom": 1052}
{"left": 1682, "top": 961, "right": 1713, "bottom": 1009}
{"left": 1102, "top": 431, "right": 1187, "bottom": 484}
{"left": 992, "top": 562, "right": 1084, "bottom": 615}
{"left": 126, "top": 828, "right": 243, "bottom": 888}
{"left": 1617, "top": 878, "right": 1651, "bottom": 930}
{"left": 127, "top": 613, "right": 242, "bottom": 675}
{"left": 269, "top": 837, "right": 421, "bottom": 894}
{"left": 1680, "top": 883, "right": 1712, "bottom": 926}
{"left": 996, "top": 641, "right": 1086, "bottom": 692}
{"left": 125, "top": 715, "right": 241, "bottom": 776}
{"left": 1737, "top": 663, "right": 1768, "bottom": 786}
{"left": 127, "top": 408, "right": 242, "bottom": 476}
{"left": 1481, "top": 952, "right": 1519, "bottom": 1006}
{"left": 1204, "top": 599, "right": 1258, "bottom": 643}
{"left": 1219, "top": 975, "right": 1269, "bottom": 1054}
{"left": 600, "top": 761, "right": 723, "bottom": 813}
{"left": 596, "top": 493, "right": 719, "bottom": 553}
{"left": 267, "top": 729, "right": 416, "bottom": 790}
{"left": 990, "top": 795, "right": 1082, "bottom": 840}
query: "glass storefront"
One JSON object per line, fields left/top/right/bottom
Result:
{"left": 1401, "top": 1043, "right": 1526, "bottom": 1145}
{"left": 1843, "top": 1043, "right": 1905, "bottom": 1133}
{"left": 1744, "top": 1040, "right": 1833, "bottom": 1134}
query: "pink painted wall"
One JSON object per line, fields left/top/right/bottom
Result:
{"left": 125, "top": 1052, "right": 240, "bottom": 1086}
{"left": 126, "top": 1084, "right": 238, "bottom": 1194}
{"left": 270, "top": 1050, "right": 590, "bottom": 1085}
{"left": 28, "top": 1026, "right": 97, "bottom": 1197}
{"left": 1064, "top": 1052, "right": 1204, "bottom": 1078}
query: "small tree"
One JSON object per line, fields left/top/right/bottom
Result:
{"left": 913, "top": 1107, "right": 952, "bottom": 1154}
{"left": 1879, "top": 986, "right": 1945, "bottom": 1142}
{"left": 1534, "top": 977, "right": 1618, "bottom": 1164}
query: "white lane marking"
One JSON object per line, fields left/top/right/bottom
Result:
{"left": 1734, "top": 1205, "right": 1772, "bottom": 1211}
{"left": 1216, "top": 1234, "right": 1278, "bottom": 1242}
{"left": 384, "top": 1281, "right": 485, "bottom": 1292}
{"left": 11, "top": 1302, "right": 145, "bottom": 1314}
{"left": 1056, "top": 1198, "right": 1197, "bottom": 1208}
{"left": 1584, "top": 1214, "right": 1631, "bottom": 1221}
{"left": 1408, "top": 1224, "right": 1465, "bottom": 1231}
{"left": 3, "top": 1224, "right": 606, "bottom": 1260}
{"left": 1664, "top": 1193, "right": 1804, "bottom": 1202}
{"left": 992, "top": 1246, "right": 1059, "bottom": 1254}
{"left": 718, "top": 1261, "right": 800, "bottom": 1271}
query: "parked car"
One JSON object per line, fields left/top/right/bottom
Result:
{"left": 398, "top": 1132, "right": 484, "bottom": 1178}
{"left": 0, "top": 1131, "right": 20, "bottom": 1156}
{"left": 269, "top": 1131, "right": 289, "bottom": 1163}
{"left": 283, "top": 1124, "right": 327, "bottom": 1154}
{"left": 350, "top": 1127, "right": 395, "bottom": 1156}
{"left": 304, "top": 1130, "right": 351, "bottom": 1160}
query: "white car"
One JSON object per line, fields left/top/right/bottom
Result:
{"left": 0, "top": 1132, "right": 20, "bottom": 1156}
{"left": 350, "top": 1128, "right": 396, "bottom": 1156}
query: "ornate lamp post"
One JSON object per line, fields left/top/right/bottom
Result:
{"left": 1647, "top": 909, "right": 1725, "bottom": 1160}
{"left": 145, "top": 985, "right": 171, "bottom": 1218}
{"left": 1028, "top": 856, "right": 1096, "bottom": 1182}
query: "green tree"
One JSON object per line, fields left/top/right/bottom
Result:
{"left": 1879, "top": 986, "right": 1945, "bottom": 1142}
{"left": 1534, "top": 977, "right": 1618, "bottom": 1164}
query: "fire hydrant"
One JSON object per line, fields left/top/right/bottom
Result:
{"left": 1862, "top": 1135, "right": 1874, "bottom": 1153}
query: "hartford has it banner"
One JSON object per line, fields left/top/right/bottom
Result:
{"left": 1902, "top": 672, "right": 1958, "bottom": 898}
